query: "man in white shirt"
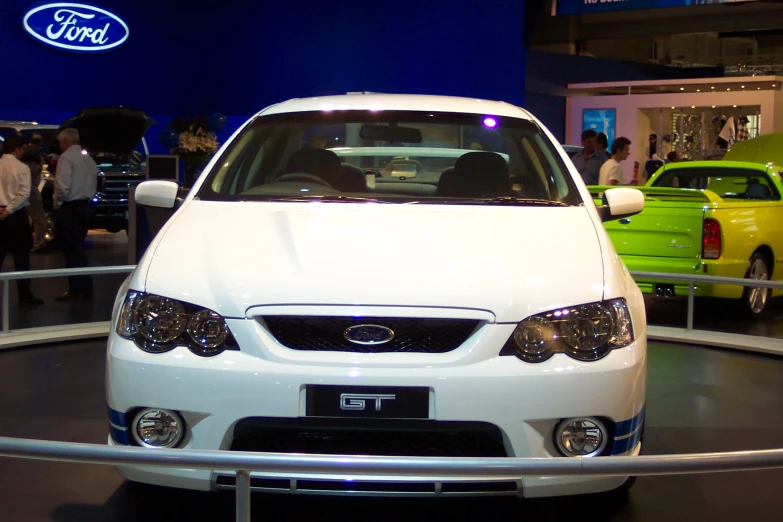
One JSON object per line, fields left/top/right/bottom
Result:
{"left": 0, "top": 135, "right": 43, "bottom": 306}
{"left": 598, "top": 137, "right": 631, "bottom": 186}
{"left": 53, "top": 128, "right": 98, "bottom": 300}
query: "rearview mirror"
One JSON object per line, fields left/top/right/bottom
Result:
{"left": 598, "top": 188, "right": 644, "bottom": 222}
{"left": 135, "top": 180, "right": 179, "bottom": 208}
{"left": 360, "top": 124, "right": 422, "bottom": 143}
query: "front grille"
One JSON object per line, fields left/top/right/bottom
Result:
{"left": 230, "top": 418, "right": 508, "bottom": 457}
{"left": 261, "top": 316, "right": 479, "bottom": 353}
{"left": 101, "top": 175, "right": 145, "bottom": 195}
{"left": 214, "top": 475, "right": 521, "bottom": 496}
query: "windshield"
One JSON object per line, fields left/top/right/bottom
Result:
{"left": 651, "top": 167, "right": 780, "bottom": 200}
{"left": 198, "top": 111, "right": 581, "bottom": 206}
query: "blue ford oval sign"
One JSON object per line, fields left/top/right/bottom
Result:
{"left": 23, "top": 3, "right": 129, "bottom": 52}
{"left": 344, "top": 325, "right": 395, "bottom": 345}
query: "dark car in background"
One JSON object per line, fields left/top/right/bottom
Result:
{"left": 45, "top": 107, "right": 155, "bottom": 233}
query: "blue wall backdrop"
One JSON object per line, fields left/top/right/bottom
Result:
{"left": 1, "top": 1, "right": 526, "bottom": 153}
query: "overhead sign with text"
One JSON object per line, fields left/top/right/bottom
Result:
{"left": 23, "top": 3, "right": 129, "bottom": 52}
{"left": 554, "top": 0, "right": 756, "bottom": 16}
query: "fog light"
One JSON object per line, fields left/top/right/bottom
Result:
{"left": 131, "top": 409, "right": 184, "bottom": 449}
{"left": 555, "top": 418, "right": 607, "bottom": 458}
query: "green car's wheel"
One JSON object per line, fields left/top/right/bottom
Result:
{"left": 742, "top": 252, "right": 771, "bottom": 316}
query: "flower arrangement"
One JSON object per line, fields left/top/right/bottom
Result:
{"left": 167, "top": 115, "right": 222, "bottom": 187}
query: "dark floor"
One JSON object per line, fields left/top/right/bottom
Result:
{"left": 0, "top": 340, "right": 781, "bottom": 521}
{"left": 0, "top": 231, "right": 129, "bottom": 330}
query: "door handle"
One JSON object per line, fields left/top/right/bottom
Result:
{"left": 619, "top": 218, "right": 631, "bottom": 225}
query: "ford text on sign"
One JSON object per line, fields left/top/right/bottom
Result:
{"left": 23, "top": 3, "right": 129, "bottom": 52}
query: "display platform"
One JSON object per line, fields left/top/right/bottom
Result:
{"left": 0, "top": 339, "right": 781, "bottom": 520}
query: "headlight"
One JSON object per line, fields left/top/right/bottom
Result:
{"left": 116, "top": 291, "right": 238, "bottom": 356}
{"left": 500, "top": 298, "right": 633, "bottom": 363}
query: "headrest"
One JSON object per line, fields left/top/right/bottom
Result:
{"left": 745, "top": 182, "right": 771, "bottom": 200}
{"left": 286, "top": 149, "right": 341, "bottom": 183}
{"left": 453, "top": 152, "right": 510, "bottom": 193}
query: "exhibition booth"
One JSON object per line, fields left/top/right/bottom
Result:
{"left": 566, "top": 75, "right": 783, "bottom": 182}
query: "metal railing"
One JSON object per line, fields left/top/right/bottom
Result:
{"left": 629, "top": 271, "right": 783, "bottom": 332}
{"left": 0, "top": 435, "right": 783, "bottom": 522}
{"left": 0, "top": 265, "right": 136, "bottom": 333}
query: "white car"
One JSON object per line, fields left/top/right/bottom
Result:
{"left": 106, "top": 93, "right": 647, "bottom": 498}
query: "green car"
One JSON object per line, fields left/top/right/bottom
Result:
{"left": 590, "top": 160, "right": 783, "bottom": 315}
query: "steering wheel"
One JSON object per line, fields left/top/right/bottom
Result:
{"left": 270, "top": 173, "right": 332, "bottom": 187}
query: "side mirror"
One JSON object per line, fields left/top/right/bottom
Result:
{"left": 598, "top": 188, "right": 644, "bottom": 222}
{"left": 135, "top": 180, "right": 179, "bottom": 209}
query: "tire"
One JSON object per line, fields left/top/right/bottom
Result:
{"left": 741, "top": 253, "right": 771, "bottom": 316}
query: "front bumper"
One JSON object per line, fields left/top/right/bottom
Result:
{"left": 106, "top": 319, "right": 646, "bottom": 498}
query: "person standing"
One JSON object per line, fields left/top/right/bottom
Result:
{"left": 596, "top": 132, "right": 609, "bottom": 156}
{"left": 571, "top": 130, "right": 607, "bottom": 185}
{"left": 598, "top": 137, "right": 631, "bottom": 186}
{"left": 21, "top": 136, "right": 47, "bottom": 250}
{"left": 0, "top": 135, "right": 43, "bottom": 306}
{"left": 53, "top": 128, "right": 97, "bottom": 301}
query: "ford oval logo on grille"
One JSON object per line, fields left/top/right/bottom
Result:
{"left": 23, "top": 4, "right": 130, "bottom": 53}
{"left": 344, "top": 325, "right": 395, "bottom": 345}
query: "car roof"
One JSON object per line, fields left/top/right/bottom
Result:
{"left": 647, "top": 160, "right": 780, "bottom": 185}
{"left": 661, "top": 160, "right": 771, "bottom": 171}
{"left": 257, "top": 94, "right": 534, "bottom": 120}
{"left": 0, "top": 121, "right": 59, "bottom": 129}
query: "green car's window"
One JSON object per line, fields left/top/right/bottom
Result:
{"left": 652, "top": 167, "right": 780, "bottom": 201}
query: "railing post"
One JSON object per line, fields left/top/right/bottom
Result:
{"left": 687, "top": 280, "right": 695, "bottom": 332}
{"left": 236, "top": 469, "right": 251, "bottom": 522}
{"left": 2, "top": 280, "right": 9, "bottom": 333}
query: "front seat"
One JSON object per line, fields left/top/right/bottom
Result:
{"left": 451, "top": 151, "right": 512, "bottom": 197}
{"left": 279, "top": 149, "right": 342, "bottom": 186}
{"left": 745, "top": 179, "right": 772, "bottom": 200}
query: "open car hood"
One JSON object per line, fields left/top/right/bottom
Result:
{"left": 58, "top": 107, "right": 154, "bottom": 155}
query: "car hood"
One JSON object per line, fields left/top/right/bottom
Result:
{"left": 143, "top": 202, "right": 605, "bottom": 322}
{"left": 58, "top": 106, "right": 154, "bottom": 155}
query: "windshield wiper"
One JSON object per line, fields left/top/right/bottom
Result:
{"left": 240, "top": 195, "right": 391, "bottom": 204}
{"left": 474, "top": 197, "right": 568, "bottom": 206}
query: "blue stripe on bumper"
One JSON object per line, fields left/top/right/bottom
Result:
{"left": 614, "top": 406, "right": 645, "bottom": 438}
{"left": 107, "top": 406, "right": 127, "bottom": 428}
{"left": 610, "top": 406, "right": 645, "bottom": 455}
{"left": 110, "top": 424, "right": 131, "bottom": 445}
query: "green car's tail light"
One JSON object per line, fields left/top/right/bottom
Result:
{"left": 702, "top": 218, "right": 721, "bottom": 259}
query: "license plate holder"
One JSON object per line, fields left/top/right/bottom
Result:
{"left": 305, "top": 385, "right": 429, "bottom": 419}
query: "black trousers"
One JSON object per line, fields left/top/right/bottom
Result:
{"left": 54, "top": 200, "right": 93, "bottom": 295}
{"left": 0, "top": 209, "right": 34, "bottom": 301}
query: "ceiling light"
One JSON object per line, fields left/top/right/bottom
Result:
{"left": 773, "top": 84, "right": 777, "bottom": 87}
{"left": 741, "top": 85, "right": 745, "bottom": 88}
{"left": 727, "top": 88, "right": 731, "bottom": 91}
{"left": 712, "top": 106, "right": 716, "bottom": 108}
{"left": 671, "top": 106, "right": 675, "bottom": 109}
{"left": 711, "top": 86, "right": 715, "bottom": 90}
{"left": 680, "top": 87, "right": 684, "bottom": 91}
{"left": 697, "top": 89, "right": 701, "bottom": 92}
{"left": 733, "top": 105, "right": 737, "bottom": 108}
{"left": 691, "top": 106, "right": 695, "bottom": 109}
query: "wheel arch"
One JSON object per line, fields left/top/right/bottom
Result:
{"left": 752, "top": 245, "right": 775, "bottom": 278}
